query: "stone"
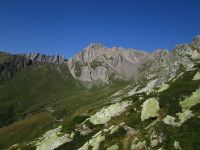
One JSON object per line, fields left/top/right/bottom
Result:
{"left": 136, "top": 79, "right": 158, "bottom": 94}
{"left": 150, "top": 130, "right": 165, "bottom": 147}
{"left": 193, "top": 71, "right": 200, "bottom": 80}
{"left": 131, "top": 140, "right": 146, "bottom": 150}
{"left": 158, "top": 83, "right": 169, "bottom": 92}
{"left": 141, "top": 98, "right": 160, "bottom": 121}
{"left": 36, "top": 126, "right": 74, "bottom": 150}
{"left": 106, "top": 143, "right": 119, "bottom": 150}
{"left": 90, "top": 101, "right": 132, "bottom": 124}
{"left": 110, "top": 125, "right": 119, "bottom": 135}
{"left": 79, "top": 131, "right": 105, "bottom": 150}
{"left": 174, "top": 141, "right": 182, "bottom": 150}
{"left": 177, "top": 109, "right": 194, "bottom": 124}
{"left": 162, "top": 115, "right": 180, "bottom": 127}
{"left": 180, "top": 87, "right": 200, "bottom": 109}
{"left": 163, "top": 109, "right": 194, "bottom": 127}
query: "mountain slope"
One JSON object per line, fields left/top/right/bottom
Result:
{"left": 0, "top": 35, "right": 199, "bottom": 150}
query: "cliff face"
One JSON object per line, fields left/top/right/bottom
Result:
{"left": 67, "top": 36, "right": 200, "bottom": 87}
{"left": 0, "top": 52, "right": 32, "bottom": 80}
{"left": 68, "top": 43, "right": 148, "bottom": 85}
{"left": 25, "top": 53, "right": 66, "bottom": 64}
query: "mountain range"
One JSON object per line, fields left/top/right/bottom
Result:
{"left": 0, "top": 35, "right": 200, "bottom": 150}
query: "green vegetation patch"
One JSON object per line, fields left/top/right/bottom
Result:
{"left": 158, "top": 67, "right": 200, "bottom": 115}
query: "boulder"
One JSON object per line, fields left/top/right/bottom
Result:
{"left": 141, "top": 98, "right": 160, "bottom": 121}
{"left": 90, "top": 101, "right": 132, "bottom": 124}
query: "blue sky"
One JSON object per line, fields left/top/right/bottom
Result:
{"left": 0, "top": 0, "right": 200, "bottom": 58}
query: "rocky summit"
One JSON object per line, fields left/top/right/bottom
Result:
{"left": 0, "top": 35, "right": 200, "bottom": 150}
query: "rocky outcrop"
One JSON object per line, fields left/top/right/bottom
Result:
{"left": 193, "top": 71, "right": 200, "bottom": 80}
{"left": 162, "top": 110, "right": 194, "bottom": 127}
{"left": 25, "top": 52, "right": 65, "bottom": 64}
{"left": 141, "top": 98, "right": 160, "bottom": 121}
{"left": 174, "top": 141, "right": 182, "bottom": 150}
{"left": 0, "top": 52, "right": 32, "bottom": 80}
{"left": 180, "top": 87, "right": 200, "bottom": 109}
{"left": 78, "top": 131, "right": 105, "bottom": 150}
{"left": 106, "top": 144, "right": 119, "bottom": 150}
{"left": 36, "top": 126, "right": 74, "bottom": 150}
{"left": 90, "top": 101, "right": 132, "bottom": 124}
{"left": 192, "top": 35, "right": 200, "bottom": 49}
{"left": 131, "top": 140, "right": 147, "bottom": 150}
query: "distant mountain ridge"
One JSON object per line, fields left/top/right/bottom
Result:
{"left": 0, "top": 35, "right": 200, "bottom": 87}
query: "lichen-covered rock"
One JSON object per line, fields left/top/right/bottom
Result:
{"left": 177, "top": 109, "right": 194, "bottom": 124}
{"left": 180, "top": 87, "right": 200, "bottom": 109}
{"left": 131, "top": 140, "right": 147, "bottom": 150}
{"left": 158, "top": 83, "right": 169, "bottom": 92}
{"left": 174, "top": 140, "right": 182, "bottom": 150}
{"left": 106, "top": 143, "right": 119, "bottom": 150}
{"left": 36, "top": 126, "right": 74, "bottom": 150}
{"left": 141, "top": 98, "right": 160, "bottom": 121}
{"left": 162, "top": 115, "right": 181, "bottom": 127}
{"left": 78, "top": 131, "right": 105, "bottom": 150}
{"left": 136, "top": 79, "right": 158, "bottom": 94}
{"left": 90, "top": 101, "right": 132, "bottom": 124}
{"left": 89, "top": 134, "right": 105, "bottom": 150}
{"left": 150, "top": 130, "right": 165, "bottom": 147}
{"left": 193, "top": 71, "right": 200, "bottom": 80}
{"left": 110, "top": 125, "right": 119, "bottom": 135}
{"left": 163, "top": 109, "right": 193, "bottom": 127}
{"left": 78, "top": 124, "right": 92, "bottom": 136}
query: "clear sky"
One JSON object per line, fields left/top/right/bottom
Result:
{"left": 0, "top": 0, "right": 200, "bottom": 58}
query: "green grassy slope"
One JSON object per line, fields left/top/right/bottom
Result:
{"left": 0, "top": 61, "right": 129, "bottom": 148}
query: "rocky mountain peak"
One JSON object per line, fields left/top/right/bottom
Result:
{"left": 67, "top": 44, "right": 150, "bottom": 86}
{"left": 25, "top": 52, "right": 66, "bottom": 64}
{"left": 192, "top": 34, "right": 200, "bottom": 49}
{"left": 84, "top": 43, "right": 104, "bottom": 50}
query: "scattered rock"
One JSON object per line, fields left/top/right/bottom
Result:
{"left": 106, "top": 143, "right": 119, "bottom": 150}
{"left": 141, "top": 98, "right": 160, "bottom": 121}
{"left": 177, "top": 109, "right": 194, "bottom": 124}
{"left": 162, "top": 115, "right": 181, "bottom": 127}
{"left": 180, "top": 87, "right": 200, "bottom": 109}
{"left": 193, "top": 71, "right": 200, "bottom": 80}
{"left": 110, "top": 125, "right": 120, "bottom": 135}
{"left": 158, "top": 83, "right": 169, "bottom": 92}
{"left": 150, "top": 130, "right": 165, "bottom": 147}
{"left": 131, "top": 140, "right": 147, "bottom": 150}
{"left": 79, "top": 131, "right": 105, "bottom": 150}
{"left": 36, "top": 126, "right": 74, "bottom": 150}
{"left": 163, "top": 109, "right": 194, "bottom": 127}
{"left": 136, "top": 79, "right": 158, "bottom": 94}
{"left": 174, "top": 140, "right": 182, "bottom": 150}
{"left": 79, "top": 124, "right": 92, "bottom": 135}
{"left": 90, "top": 101, "right": 132, "bottom": 124}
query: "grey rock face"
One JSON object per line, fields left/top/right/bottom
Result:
{"left": 68, "top": 43, "right": 148, "bottom": 84}
{"left": 192, "top": 35, "right": 200, "bottom": 49}
{"left": 68, "top": 40, "right": 200, "bottom": 87}
{"left": 0, "top": 52, "right": 32, "bottom": 80}
{"left": 25, "top": 53, "right": 65, "bottom": 64}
